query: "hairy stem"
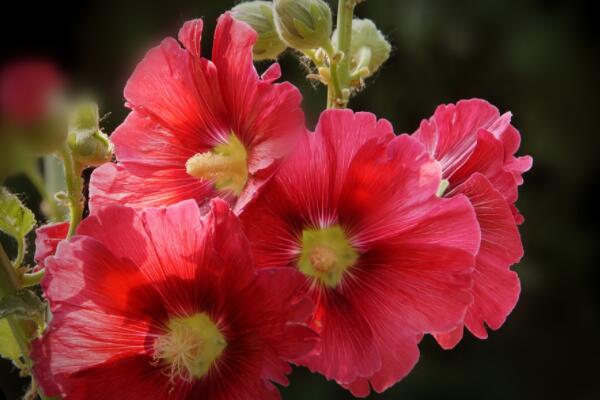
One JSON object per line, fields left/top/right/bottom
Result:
{"left": 14, "top": 238, "right": 25, "bottom": 269}
{"left": 326, "top": 0, "right": 357, "bottom": 108}
{"left": 1, "top": 244, "right": 51, "bottom": 400}
{"left": 0, "top": 243, "right": 20, "bottom": 297}
{"left": 1, "top": 247, "right": 32, "bottom": 381}
{"left": 324, "top": 42, "right": 342, "bottom": 109}
{"left": 335, "top": 0, "right": 355, "bottom": 95}
{"left": 59, "top": 144, "right": 84, "bottom": 238}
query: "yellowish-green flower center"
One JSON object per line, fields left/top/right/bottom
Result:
{"left": 298, "top": 226, "right": 358, "bottom": 288}
{"left": 153, "top": 313, "right": 227, "bottom": 382}
{"left": 186, "top": 134, "right": 249, "bottom": 196}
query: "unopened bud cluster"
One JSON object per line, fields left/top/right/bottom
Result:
{"left": 231, "top": 0, "right": 391, "bottom": 109}
{"left": 232, "top": 1, "right": 287, "bottom": 60}
{"left": 232, "top": 1, "right": 389, "bottom": 73}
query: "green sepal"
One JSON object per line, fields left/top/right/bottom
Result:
{"left": 0, "top": 289, "right": 45, "bottom": 324}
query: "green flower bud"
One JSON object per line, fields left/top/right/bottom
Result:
{"left": 232, "top": 1, "right": 287, "bottom": 60}
{"left": 333, "top": 18, "right": 391, "bottom": 78}
{"left": 273, "top": 0, "right": 332, "bottom": 51}
{"left": 67, "top": 101, "right": 112, "bottom": 167}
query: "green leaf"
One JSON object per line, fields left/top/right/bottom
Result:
{"left": 0, "top": 318, "right": 22, "bottom": 365}
{"left": 0, "top": 187, "right": 36, "bottom": 241}
{"left": 0, "top": 290, "right": 45, "bottom": 322}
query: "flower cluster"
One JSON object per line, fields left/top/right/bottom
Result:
{"left": 28, "top": 11, "right": 531, "bottom": 400}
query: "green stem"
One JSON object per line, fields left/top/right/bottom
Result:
{"left": 1, "top": 246, "right": 32, "bottom": 378}
{"left": 326, "top": 81, "right": 337, "bottom": 109}
{"left": 324, "top": 42, "right": 342, "bottom": 109}
{"left": 14, "top": 238, "right": 25, "bottom": 269}
{"left": 59, "top": 144, "right": 84, "bottom": 238}
{"left": 0, "top": 243, "right": 20, "bottom": 297}
{"left": 1, "top": 245, "right": 52, "bottom": 400}
{"left": 24, "top": 164, "right": 62, "bottom": 222}
{"left": 21, "top": 269, "right": 46, "bottom": 288}
{"left": 337, "top": 0, "right": 356, "bottom": 106}
{"left": 327, "top": 0, "right": 357, "bottom": 109}
{"left": 1, "top": 245, "right": 51, "bottom": 400}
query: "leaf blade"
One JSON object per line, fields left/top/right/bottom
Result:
{"left": 0, "top": 187, "right": 36, "bottom": 241}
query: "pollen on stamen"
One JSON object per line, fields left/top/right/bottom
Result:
{"left": 185, "top": 133, "right": 249, "bottom": 196}
{"left": 153, "top": 313, "right": 227, "bottom": 383}
{"left": 309, "top": 245, "right": 338, "bottom": 273}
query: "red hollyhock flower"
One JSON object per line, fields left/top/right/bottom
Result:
{"left": 32, "top": 199, "right": 317, "bottom": 400}
{"left": 90, "top": 14, "right": 304, "bottom": 214}
{"left": 240, "top": 109, "right": 481, "bottom": 396}
{"left": 0, "top": 60, "right": 63, "bottom": 124}
{"left": 33, "top": 222, "right": 68, "bottom": 270}
{"left": 412, "top": 98, "right": 532, "bottom": 349}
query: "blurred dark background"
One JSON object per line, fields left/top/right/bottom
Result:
{"left": 1, "top": 0, "right": 599, "bottom": 399}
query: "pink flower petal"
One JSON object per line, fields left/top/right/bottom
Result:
{"left": 434, "top": 173, "right": 522, "bottom": 347}
{"left": 91, "top": 13, "right": 303, "bottom": 214}
{"left": 89, "top": 162, "right": 218, "bottom": 211}
{"left": 33, "top": 200, "right": 316, "bottom": 399}
{"left": 242, "top": 109, "right": 481, "bottom": 395}
{"left": 34, "top": 221, "right": 68, "bottom": 269}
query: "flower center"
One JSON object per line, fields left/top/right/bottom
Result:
{"left": 153, "top": 313, "right": 227, "bottom": 382}
{"left": 298, "top": 226, "right": 358, "bottom": 288}
{"left": 186, "top": 134, "right": 248, "bottom": 196}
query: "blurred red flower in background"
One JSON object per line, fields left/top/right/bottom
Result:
{"left": 0, "top": 60, "right": 63, "bottom": 124}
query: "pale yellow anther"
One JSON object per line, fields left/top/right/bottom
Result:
{"left": 318, "top": 67, "right": 331, "bottom": 84}
{"left": 309, "top": 245, "right": 338, "bottom": 273}
{"left": 186, "top": 134, "right": 248, "bottom": 196}
{"left": 154, "top": 313, "right": 226, "bottom": 382}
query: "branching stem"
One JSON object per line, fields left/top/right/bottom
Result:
{"left": 326, "top": 0, "right": 358, "bottom": 108}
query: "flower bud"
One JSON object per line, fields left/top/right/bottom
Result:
{"left": 67, "top": 101, "right": 112, "bottom": 167}
{"left": 273, "top": 0, "right": 332, "bottom": 51}
{"left": 333, "top": 18, "right": 391, "bottom": 78}
{"left": 232, "top": 1, "right": 287, "bottom": 60}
